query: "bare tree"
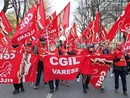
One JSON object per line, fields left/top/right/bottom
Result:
{"left": 73, "top": 0, "right": 128, "bottom": 34}
{"left": 3, "top": 0, "right": 10, "bottom": 13}
{"left": 2, "top": 0, "right": 53, "bottom": 27}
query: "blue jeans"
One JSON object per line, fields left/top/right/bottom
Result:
{"left": 115, "top": 70, "right": 127, "bottom": 92}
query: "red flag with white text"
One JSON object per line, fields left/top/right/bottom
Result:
{"left": 122, "top": 41, "right": 130, "bottom": 52}
{"left": 89, "top": 54, "right": 114, "bottom": 89}
{"left": 90, "top": 64, "right": 110, "bottom": 89}
{"left": 106, "top": 3, "right": 130, "bottom": 42}
{"left": 43, "top": 16, "right": 58, "bottom": 40}
{"left": 0, "top": 10, "right": 12, "bottom": 35}
{"left": 12, "top": 5, "right": 37, "bottom": 45}
{"left": 0, "top": 53, "right": 38, "bottom": 84}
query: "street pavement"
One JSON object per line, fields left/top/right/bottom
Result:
{"left": 0, "top": 72, "right": 130, "bottom": 98}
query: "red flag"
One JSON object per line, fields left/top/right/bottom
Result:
{"left": 82, "top": 21, "right": 94, "bottom": 39}
{"left": 0, "top": 36, "right": 8, "bottom": 53}
{"left": 62, "top": 2, "right": 70, "bottom": 29}
{"left": 92, "top": 25, "right": 107, "bottom": 44}
{"left": 67, "top": 31, "right": 74, "bottom": 43}
{"left": 67, "top": 23, "right": 78, "bottom": 44}
{"left": 0, "top": 10, "right": 12, "bottom": 35}
{"left": 69, "top": 39, "right": 76, "bottom": 48}
{"left": 46, "top": 11, "right": 56, "bottom": 26}
{"left": 89, "top": 54, "right": 114, "bottom": 89}
{"left": 0, "top": 53, "right": 38, "bottom": 84}
{"left": 122, "top": 41, "right": 130, "bottom": 52}
{"left": 37, "top": 0, "right": 46, "bottom": 30}
{"left": 12, "top": 5, "right": 37, "bottom": 45}
{"left": 94, "top": 11, "right": 100, "bottom": 33}
{"left": 0, "top": 33, "right": 11, "bottom": 53}
{"left": 43, "top": 16, "right": 58, "bottom": 40}
{"left": 120, "top": 18, "right": 130, "bottom": 42}
{"left": 70, "top": 23, "right": 78, "bottom": 38}
{"left": 57, "top": 2, "right": 70, "bottom": 30}
{"left": 100, "top": 25, "right": 107, "bottom": 41}
{"left": 90, "top": 64, "right": 110, "bottom": 89}
{"left": 106, "top": 3, "right": 130, "bottom": 42}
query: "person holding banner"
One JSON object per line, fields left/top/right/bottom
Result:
{"left": 113, "top": 42, "right": 128, "bottom": 96}
{"left": 60, "top": 44, "right": 70, "bottom": 87}
{"left": 10, "top": 43, "right": 25, "bottom": 94}
{"left": 18, "top": 40, "right": 34, "bottom": 82}
{"left": 80, "top": 43, "right": 94, "bottom": 93}
{"left": 48, "top": 41, "right": 60, "bottom": 93}
{"left": 33, "top": 37, "right": 48, "bottom": 89}
{"left": 100, "top": 42, "right": 110, "bottom": 93}
{"left": 75, "top": 44, "right": 83, "bottom": 83}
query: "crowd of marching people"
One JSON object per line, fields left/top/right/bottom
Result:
{"left": 0, "top": 0, "right": 130, "bottom": 97}
{"left": 8, "top": 37, "right": 129, "bottom": 96}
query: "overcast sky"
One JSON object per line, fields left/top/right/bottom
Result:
{"left": 0, "top": 0, "right": 4, "bottom": 11}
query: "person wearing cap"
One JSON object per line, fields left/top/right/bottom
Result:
{"left": 113, "top": 42, "right": 128, "bottom": 96}
{"left": 48, "top": 40, "right": 60, "bottom": 93}
{"left": 24, "top": 40, "right": 34, "bottom": 54}
{"left": 33, "top": 37, "right": 48, "bottom": 89}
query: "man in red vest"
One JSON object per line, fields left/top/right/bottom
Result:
{"left": 33, "top": 37, "right": 48, "bottom": 89}
{"left": 113, "top": 42, "right": 128, "bottom": 96}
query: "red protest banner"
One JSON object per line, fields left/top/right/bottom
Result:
{"left": 90, "top": 64, "right": 110, "bottom": 89}
{"left": 43, "top": 55, "right": 86, "bottom": 82}
{"left": 0, "top": 53, "right": 38, "bottom": 84}
{"left": 89, "top": 54, "right": 113, "bottom": 89}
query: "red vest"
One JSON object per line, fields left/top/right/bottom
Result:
{"left": 114, "top": 60, "right": 126, "bottom": 67}
{"left": 114, "top": 49, "right": 126, "bottom": 67}
{"left": 38, "top": 44, "right": 48, "bottom": 61}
